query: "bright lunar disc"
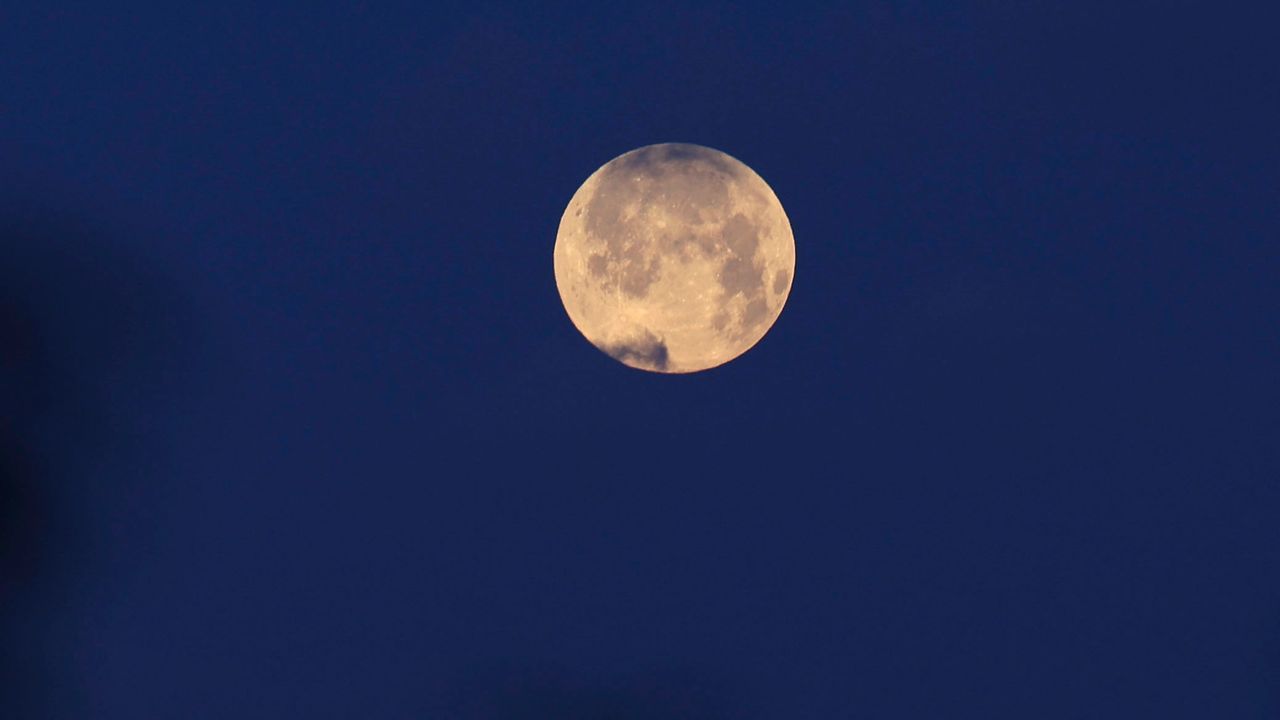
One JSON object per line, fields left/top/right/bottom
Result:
{"left": 554, "top": 143, "right": 795, "bottom": 373}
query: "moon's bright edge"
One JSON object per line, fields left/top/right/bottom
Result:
{"left": 554, "top": 143, "right": 795, "bottom": 373}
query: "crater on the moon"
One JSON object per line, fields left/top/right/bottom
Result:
{"left": 718, "top": 214, "right": 763, "bottom": 295}
{"left": 773, "top": 269, "right": 790, "bottom": 295}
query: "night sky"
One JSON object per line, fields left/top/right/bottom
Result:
{"left": 2, "top": 4, "right": 1278, "bottom": 718}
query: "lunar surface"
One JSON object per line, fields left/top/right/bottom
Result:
{"left": 554, "top": 143, "right": 795, "bottom": 373}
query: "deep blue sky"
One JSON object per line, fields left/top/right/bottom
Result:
{"left": 2, "top": 3, "right": 1277, "bottom": 718}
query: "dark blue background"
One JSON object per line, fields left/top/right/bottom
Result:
{"left": 3, "top": 3, "right": 1277, "bottom": 717}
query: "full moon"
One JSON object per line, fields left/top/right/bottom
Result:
{"left": 554, "top": 143, "right": 795, "bottom": 373}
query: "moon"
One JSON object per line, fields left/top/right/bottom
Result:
{"left": 553, "top": 143, "right": 795, "bottom": 373}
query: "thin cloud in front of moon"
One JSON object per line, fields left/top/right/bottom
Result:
{"left": 553, "top": 143, "right": 795, "bottom": 373}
